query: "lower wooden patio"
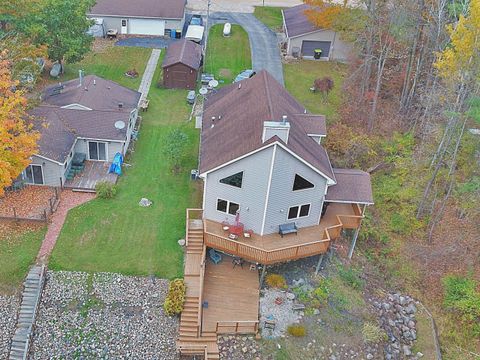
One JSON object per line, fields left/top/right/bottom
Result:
{"left": 64, "top": 161, "right": 117, "bottom": 190}
{"left": 201, "top": 256, "right": 259, "bottom": 334}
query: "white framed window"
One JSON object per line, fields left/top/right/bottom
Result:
{"left": 23, "top": 164, "right": 44, "bottom": 185}
{"left": 216, "top": 198, "right": 240, "bottom": 215}
{"left": 287, "top": 203, "right": 311, "bottom": 220}
{"left": 88, "top": 141, "right": 107, "bottom": 161}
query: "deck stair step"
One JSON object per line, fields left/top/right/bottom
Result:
{"left": 9, "top": 265, "right": 46, "bottom": 360}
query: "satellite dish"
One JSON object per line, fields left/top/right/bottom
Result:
{"left": 209, "top": 79, "right": 219, "bottom": 88}
{"left": 199, "top": 87, "right": 208, "bottom": 95}
{"left": 114, "top": 120, "right": 126, "bottom": 130}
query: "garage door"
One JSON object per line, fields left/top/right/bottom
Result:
{"left": 129, "top": 19, "right": 165, "bottom": 36}
{"left": 301, "top": 41, "right": 331, "bottom": 58}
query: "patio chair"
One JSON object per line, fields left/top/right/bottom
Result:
{"left": 209, "top": 249, "right": 222, "bottom": 264}
{"left": 279, "top": 222, "right": 298, "bottom": 237}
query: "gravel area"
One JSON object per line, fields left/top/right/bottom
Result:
{"left": 259, "top": 289, "right": 302, "bottom": 338}
{"left": 31, "top": 271, "right": 179, "bottom": 359}
{"left": 0, "top": 294, "right": 20, "bottom": 359}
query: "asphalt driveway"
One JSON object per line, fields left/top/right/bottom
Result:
{"left": 115, "top": 37, "right": 178, "bottom": 49}
{"left": 210, "top": 12, "right": 284, "bottom": 85}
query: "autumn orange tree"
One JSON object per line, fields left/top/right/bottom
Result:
{"left": 0, "top": 51, "right": 39, "bottom": 195}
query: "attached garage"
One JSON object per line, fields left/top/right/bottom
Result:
{"left": 300, "top": 40, "right": 331, "bottom": 58}
{"left": 87, "top": 0, "right": 186, "bottom": 37}
{"left": 283, "top": 4, "right": 352, "bottom": 62}
{"left": 129, "top": 19, "right": 166, "bottom": 36}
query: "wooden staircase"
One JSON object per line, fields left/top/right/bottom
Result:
{"left": 177, "top": 211, "right": 219, "bottom": 359}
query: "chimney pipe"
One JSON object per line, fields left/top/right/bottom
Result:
{"left": 282, "top": 115, "right": 287, "bottom": 124}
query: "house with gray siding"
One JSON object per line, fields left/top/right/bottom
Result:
{"left": 87, "top": 0, "right": 186, "bottom": 37}
{"left": 197, "top": 71, "right": 372, "bottom": 260}
{"left": 282, "top": 4, "right": 352, "bottom": 61}
{"left": 21, "top": 75, "right": 140, "bottom": 188}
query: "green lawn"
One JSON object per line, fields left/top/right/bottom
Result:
{"left": 0, "top": 225, "right": 46, "bottom": 293}
{"left": 205, "top": 24, "right": 252, "bottom": 84}
{"left": 253, "top": 6, "right": 284, "bottom": 31}
{"left": 49, "top": 50, "right": 202, "bottom": 278}
{"left": 284, "top": 61, "right": 347, "bottom": 121}
{"left": 55, "top": 44, "right": 152, "bottom": 89}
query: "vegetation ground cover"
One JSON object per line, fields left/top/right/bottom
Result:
{"left": 49, "top": 50, "right": 202, "bottom": 278}
{"left": 0, "top": 223, "right": 46, "bottom": 293}
{"left": 253, "top": 6, "right": 284, "bottom": 31}
{"left": 204, "top": 24, "right": 252, "bottom": 85}
{"left": 284, "top": 60, "right": 347, "bottom": 121}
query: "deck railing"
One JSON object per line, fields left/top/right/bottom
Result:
{"left": 215, "top": 321, "right": 259, "bottom": 334}
{"left": 197, "top": 245, "right": 206, "bottom": 337}
{"left": 203, "top": 203, "right": 365, "bottom": 264}
{"left": 177, "top": 344, "right": 208, "bottom": 357}
{"left": 185, "top": 208, "right": 203, "bottom": 247}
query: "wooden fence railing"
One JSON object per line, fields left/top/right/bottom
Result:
{"left": 203, "top": 203, "right": 365, "bottom": 265}
{"left": 215, "top": 321, "right": 259, "bottom": 334}
{"left": 0, "top": 186, "right": 60, "bottom": 223}
{"left": 197, "top": 246, "right": 206, "bottom": 337}
{"left": 186, "top": 208, "right": 204, "bottom": 247}
{"left": 177, "top": 344, "right": 208, "bottom": 357}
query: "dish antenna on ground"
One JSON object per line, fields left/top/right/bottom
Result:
{"left": 208, "top": 79, "right": 219, "bottom": 88}
{"left": 114, "top": 120, "right": 126, "bottom": 130}
{"left": 199, "top": 87, "right": 208, "bottom": 96}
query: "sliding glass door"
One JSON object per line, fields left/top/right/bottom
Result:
{"left": 24, "top": 164, "right": 44, "bottom": 185}
{"left": 88, "top": 141, "right": 107, "bottom": 161}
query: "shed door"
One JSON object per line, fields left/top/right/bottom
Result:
{"left": 301, "top": 41, "right": 331, "bottom": 58}
{"left": 129, "top": 19, "right": 165, "bottom": 35}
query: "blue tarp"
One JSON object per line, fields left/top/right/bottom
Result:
{"left": 109, "top": 152, "right": 123, "bottom": 175}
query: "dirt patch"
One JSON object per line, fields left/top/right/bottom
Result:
{"left": 91, "top": 38, "right": 115, "bottom": 53}
{"left": 219, "top": 68, "right": 232, "bottom": 78}
{"left": 0, "top": 186, "right": 57, "bottom": 219}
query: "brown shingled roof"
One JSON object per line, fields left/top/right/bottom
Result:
{"left": 199, "top": 70, "right": 335, "bottom": 181}
{"left": 162, "top": 39, "right": 203, "bottom": 70}
{"left": 31, "top": 106, "right": 130, "bottom": 163}
{"left": 42, "top": 75, "right": 141, "bottom": 112}
{"left": 283, "top": 4, "right": 321, "bottom": 38}
{"left": 89, "top": 0, "right": 186, "bottom": 19}
{"left": 294, "top": 114, "right": 326, "bottom": 136}
{"left": 325, "top": 169, "right": 374, "bottom": 204}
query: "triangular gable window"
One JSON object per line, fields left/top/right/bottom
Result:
{"left": 293, "top": 174, "right": 314, "bottom": 191}
{"left": 219, "top": 171, "right": 243, "bottom": 188}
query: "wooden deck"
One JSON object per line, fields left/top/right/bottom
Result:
{"left": 204, "top": 203, "right": 363, "bottom": 264}
{"left": 64, "top": 161, "right": 117, "bottom": 190}
{"left": 201, "top": 256, "right": 259, "bottom": 334}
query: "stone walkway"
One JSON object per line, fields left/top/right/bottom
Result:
{"left": 37, "top": 190, "right": 95, "bottom": 263}
{"left": 138, "top": 49, "right": 161, "bottom": 102}
{"left": 9, "top": 265, "right": 45, "bottom": 360}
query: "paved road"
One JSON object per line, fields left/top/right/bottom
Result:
{"left": 210, "top": 12, "right": 284, "bottom": 85}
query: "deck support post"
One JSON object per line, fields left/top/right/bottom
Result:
{"left": 259, "top": 265, "right": 267, "bottom": 288}
{"left": 315, "top": 254, "right": 325, "bottom": 275}
{"left": 348, "top": 227, "right": 361, "bottom": 259}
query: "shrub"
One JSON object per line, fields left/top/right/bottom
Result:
{"left": 362, "top": 322, "right": 387, "bottom": 343}
{"left": 95, "top": 181, "right": 117, "bottom": 199}
{"left": 287, "top": 324, "right": 306, "bottom": 337}
{"left": 265, "top": 274, "right": 287, "bottom": 288}
{"left": 443, "top": 275, "right": 480, "bottom": 332}
{"left": 163, "top": 278, "right": 186, "bottom": 316}
{"left": 338, "top": 265, "right": 365, "bottom": 290}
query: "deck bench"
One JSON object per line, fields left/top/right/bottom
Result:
{"left": 292, "top": 303, "right": 306, "bottom": 311}
{"left": 279, "top": 222, "right": 298, "bottom": 237}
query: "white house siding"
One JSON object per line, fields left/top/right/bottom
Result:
{"left": 89, "top": 16, "right": 184, "bottom": 36}
{"left": 29, "top": 155, "right": 65, "bottom": 187}
{"left": 287, "top": 29, "right": 351, "bottom": 62}
{"left": 203, "top": 147, "right": 274, "bottom": 234}
{"left": 262, "top": 146, "right": 327, "bottom": 235}
{"left": 74, "top": 139, "right": 125, "bottom": 161}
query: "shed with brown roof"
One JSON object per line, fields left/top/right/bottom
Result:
{"left": 162, "top": 40, "right": 203, "bottom": 89}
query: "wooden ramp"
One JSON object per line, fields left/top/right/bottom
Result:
{"left": 177, "top": 216, "right": 220, "bottom": 359}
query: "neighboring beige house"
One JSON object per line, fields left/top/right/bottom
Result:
{"left": 282, "top": 4, "right": 352, "bottom": 61}
{"left": 22, "top": 76, "right": 141, "bottom": 188}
